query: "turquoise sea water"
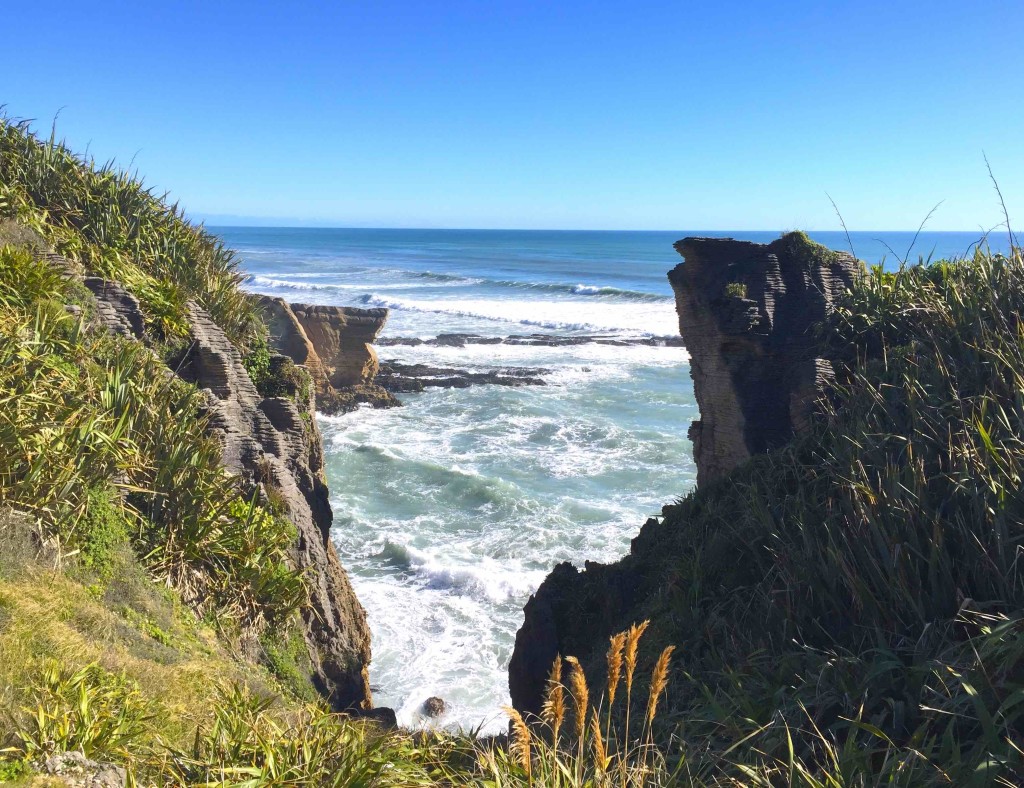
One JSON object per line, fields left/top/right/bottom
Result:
{"left": 224, "top": 228, "right": 1006, "bottom": 731}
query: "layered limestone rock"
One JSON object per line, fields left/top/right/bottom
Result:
{"left": 258, "top": 297, "right": 399, "bottom": 413}
{"left": 82, "top": 277, "right": 146, "bottom": 339}
{"left": 292, "top": 304, "right": 385, "bottom": 388}
{"left": 669, "top": 234, "right": 860, "bottom": 486}
{"left": 509, "top": 233, "right": 861, "bottom": 716}
{"left": 29, "top": 241, "right": 376, "bottom": 711}
{"left": 178, "top": 304, "right": 373, "bottom": 710}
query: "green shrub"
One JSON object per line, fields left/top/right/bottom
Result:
{"left": 0, "top": 274, "right": 303, "bottom": 632}
{"left": 260, "top": 625, "right": 317, "bottom": 702}
{"left": 0, "top": 117, "right": 262, "bottom": 350}
{"left": 17, "top": 661, "right": 152, "bottom": 763}
{"left": 722, "top": 281, "right": 747, "bottom": 299}
{"left": 0, "top": 244, "right": 67, "bottom": 308}
{"left": 242, "top": 335, "right": 273, "bottom": 391}
{"left": 75, "top": 486, "right": 130, "bottom": 580}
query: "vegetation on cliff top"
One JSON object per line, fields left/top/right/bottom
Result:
{"left": 0, "top": 117, "right": 263, "bottom": 349}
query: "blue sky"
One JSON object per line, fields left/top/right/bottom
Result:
{"left": 3, "top": 0, "right": 1022, "bottom": 230}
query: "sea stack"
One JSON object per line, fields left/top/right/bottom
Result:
{"left": 258, "top": 297, "right": 399, "bottom": 413}
{"left": 509, "top": 233, "right": 861, "bottom": 716}
{"left": 668, "top": 233, "right": 861, "bottom": 486}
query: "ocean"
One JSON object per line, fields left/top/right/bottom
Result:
{"left": 223, "top": 227, "right": 1006, "bottom": 731}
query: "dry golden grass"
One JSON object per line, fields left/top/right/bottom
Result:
{"left": 0, "top": 522, "right": 279, "bottom": 755}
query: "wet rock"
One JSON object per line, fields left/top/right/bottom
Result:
{"left": 668, "top": 233, "right": 860, "bottom": 486}
{"left": 355, "top": 705, "right": 399, "bottom": 729}
{"left": 376, "top": 361, "right": 548, "bottom": 391}
{"left": 422, "top": 696, "right": 447, "bottom": 717}
{"left": 509, "top": 558, "right": 645, "bottom": 717}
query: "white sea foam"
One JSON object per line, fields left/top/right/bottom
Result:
{"left": 360, "top": 292, "right": 680, "bottom": 336}
{"left": 379, "top": 339, "right": 690, "bottom": 372}
{"left": 227, "top": 232, "right": 698, "bottom": 732}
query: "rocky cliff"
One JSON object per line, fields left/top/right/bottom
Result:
{"left": 509, "top": 233, "right": 861, "bottom": 716}
{"left": 259, "top": 297, "right": 399, "bottom": 413}
{"left": 669, "top": 234, "right": 860, "bottom": 486}
{"left": 177, "top": 305, "right": 374, "bottom": 710}
{"left": 49, "top": 258, "right": 376, "bottom": 711}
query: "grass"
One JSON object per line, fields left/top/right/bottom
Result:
{"left": 0, "top": 244, "right": 304, "bottom": 631}
{"left": 0, "top": 116, "right": 263, "bottom": 349}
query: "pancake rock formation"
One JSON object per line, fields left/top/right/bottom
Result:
{"left": 508, "top": 233, "right": 861, "bottom": 717}
{"left": 30, "top": 246, "right": 376, "bottom": 710}
{"left": 258, "top": 297, "right": 399, "bottom": 413}
{"left": 178, "top": 304, "right": 373, "bottom": 710}
{"left": 670, "top": 234, "right": 860, "bottom": 486}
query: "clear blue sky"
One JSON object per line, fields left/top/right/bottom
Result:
{"left": 3, "top": 0, "right": 1022, "bottom": 230}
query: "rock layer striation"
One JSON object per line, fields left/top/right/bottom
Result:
{"left": 259, "top": 297, "right": 399, "bottom": 413}
{"left": 669, "top": 234, "right": 860, "bottom": 486}
{"left": 178, "top": 304, "right": 373, "bottom": 709}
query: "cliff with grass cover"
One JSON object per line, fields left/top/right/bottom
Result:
{"left": 510, "top": 232, "right": 1024, "bottom": 784}
{"left": 0, "top": 117, "right": 378, "bottom": 740}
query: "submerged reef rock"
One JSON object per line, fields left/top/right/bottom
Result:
{"left": 376, "top": 360, "right": 549, "bottom": 391}
{"left": 178, "top": 304, "right": 373, "bottom": 710}
{"left": 669, "top": 233, "right": 860, "bottom": 486}
{"left": 422, "top": 696, "right": 447, "bottom": 717}
{"left": 258, "top": 296, "right": 399, "bottom": 414}
{"left": 509, "top": 233, "right": 860, "bottom": 716}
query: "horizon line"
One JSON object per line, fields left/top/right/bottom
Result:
{"left": 201, "top": 223, "right": 996, "bottom": 234}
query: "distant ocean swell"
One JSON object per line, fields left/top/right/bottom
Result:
{"left": 246, "top": 272, "right": 669, "bottom": 303}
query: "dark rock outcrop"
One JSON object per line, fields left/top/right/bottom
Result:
{"left": 376, "top": 361, "right": 549, "bottom": 392}
{"left": 669, "top": 234, "right": 860, "bottom": 486}
{"left": 179, "top": 304, "right": 373, "bottom": 710}
{"left": 422, "top": 696, "right": 447, "bottom": 718}
{"left": 509, "top": 234, "right": 861, "bottom": 716}
{"left": 259, "top": 297, "right": 399, "bottom": 414}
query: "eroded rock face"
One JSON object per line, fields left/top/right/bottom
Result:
{"left": 669, "top": 234, "right": 860, "bottom": 486}
{"left": 82, "top": 277, "right": 146, "bottom": 339}
{"left": 292, "top": 304, "right": 386, "bottom": 388}
{"left": 259, "top": 296, "right": 328, "bottom": 387}
{"left": 179, "top": 304, "right": 373, "bottom": 710}
{"left": 258, "top": 297, "right": 399, "bottom": 414}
